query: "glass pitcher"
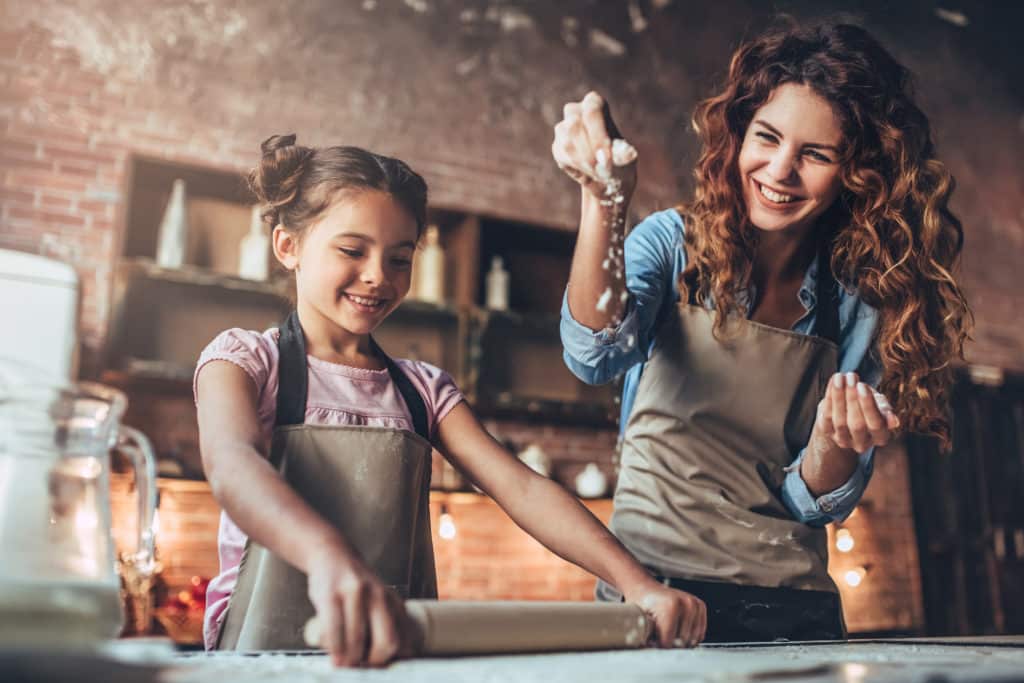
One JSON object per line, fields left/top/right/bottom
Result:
{"left": 0, "top": 379, "right": 156, "bottom": 647}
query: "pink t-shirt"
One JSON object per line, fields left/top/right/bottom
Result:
{"left": 193, "top": 327, "right": 464, "bottom": 650}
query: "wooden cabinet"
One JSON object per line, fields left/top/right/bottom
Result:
{"left": 103, "top": 156, "right": 614, "bottom": 427}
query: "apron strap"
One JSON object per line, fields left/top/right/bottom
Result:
{"left": 274, "top": 311, "right": 431, "bottom": 442}
{"left": 368, "top": 336, "right": 431, "bottom": 442}
{"left": 275, "top": 311, "right": 308, "bottom": 427}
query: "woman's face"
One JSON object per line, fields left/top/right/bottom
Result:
{"left": 737, "top": 83, "right": 844, "bottom": 236}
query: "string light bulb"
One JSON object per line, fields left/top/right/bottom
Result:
{"left": 835, "top": 528, "right": 854, "bottom": 553}
{"left": 843, "top": 566, "right": 867, "bottom": 588}
{"left": 438, "top": 504, "right": 456, "bottom": 540}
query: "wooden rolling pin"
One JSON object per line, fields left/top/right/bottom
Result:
{"left": 304, "top": 600, "right": 652, "bottom": 656}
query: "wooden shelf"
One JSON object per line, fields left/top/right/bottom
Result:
{"left": 118, "top": 257, "right": 290, "bottom": 298}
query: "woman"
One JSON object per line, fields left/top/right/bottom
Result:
{"left": 551, "top": 22, "right": 970, "bottom": 642}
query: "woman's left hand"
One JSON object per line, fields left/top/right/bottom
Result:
{"left": 623, "top": 581, "right": 707, "bottom": 648}
{"left": 815, "top": 372, "right": 900, "bottom": 453}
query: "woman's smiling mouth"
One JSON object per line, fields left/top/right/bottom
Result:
{"left": 752, "top": 178, "right": 804, "bottom": 206}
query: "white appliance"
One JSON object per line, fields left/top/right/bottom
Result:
{"left": 0, "top": 248, "right": 80, "bottom": 383}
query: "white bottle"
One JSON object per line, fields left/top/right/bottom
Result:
{"left": 485, "top": 255, "right": 509, "bottom": 311}
{"left": 414, "top": 225, "right": 445, "bottom": 304}
{"left": 574, "top": 463, "right": 608, "bottom": 498}
{"left": 155, "top": 179, "right": 188, "bottom": 268}
{"left": 238, "top": 205, "right": 270, "bottom": 281}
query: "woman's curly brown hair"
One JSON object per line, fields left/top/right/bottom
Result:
{"left": 679, "top": 22, "right": 972, "bottom": 447}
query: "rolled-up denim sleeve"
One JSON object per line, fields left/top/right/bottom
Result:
{"left": 561, "top": 293, "right": 646, "bottom": 385}
{"left": 560, "top": 209, "right": 683, "bottom": 386}
{"left": 782, "top": 446, "right": 875, "bottom": 526}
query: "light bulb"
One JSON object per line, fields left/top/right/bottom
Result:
{"left": 439, "top": 512, "right": 456, "bottom": 540}
{"left": 835, "top": 528, "right": 854, "bottom": 553}
{"left": 843, "top": 567, "right": 866, "bottom": 587}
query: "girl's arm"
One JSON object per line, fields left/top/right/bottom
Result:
{"left": 435, "top": 402, "right": 707, "bottom": 648}
{"left": 196, "top": 360, "right": 412, "bottom": 667}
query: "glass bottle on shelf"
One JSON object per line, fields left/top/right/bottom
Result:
{"left": 155, "top": 179, "right": 188, "bottom": 269}
{"left": 485, "top": 255, "right": 509, "bottom": 311}
{"left": 411, "top": 225, "right": 445, "bottom": 305}
{"left": 237, "top": 206, "right": 270, "bottom": 281}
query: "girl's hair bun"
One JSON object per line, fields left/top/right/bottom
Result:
{"left": 248, "top": 134, "right": 315, "bottom": 228}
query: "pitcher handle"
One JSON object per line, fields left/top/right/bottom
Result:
{"left": 118, "top": 425, "right": 158, "bottom": 572}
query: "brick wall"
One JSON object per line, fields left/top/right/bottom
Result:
{"left": 2, "top": 1, "right": 1022, "bottom": 370}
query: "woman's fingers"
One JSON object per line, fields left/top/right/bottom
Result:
{"left": 824, "top": 372, "right": 900, "bottom": 452}
{"left": 830, "top": 373, "right": 852, "bottom": 449}
{"left": 873, "top": 389, "right": 901, "bottom": 431}
{"left": 552, "top": 91, "right": 634, "bottom": 195}
{"left": 844, "top": 374, "right": 867, "bottom": 450}
{"left": 580, "top": 92, "right": 612, "bottom": 178}
{"left": 856, "top": 382, "right": 890, "bottom": 447}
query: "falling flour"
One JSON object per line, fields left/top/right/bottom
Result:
{"left": 593, "top": 139, "right": 637, "bottom": 324}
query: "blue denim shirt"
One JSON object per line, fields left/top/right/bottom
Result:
{"left": 560, "top": 209, "right": 880, "bottom": 526}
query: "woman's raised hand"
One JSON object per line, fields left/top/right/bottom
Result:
{"left": 815, "top": 372, "right": 900, "bottom": 453}
{"left": 551, "top": 91, "right": 638, "bottom": 201}
{"left": 305, "top": 545, "right": 416, "bottom": 667}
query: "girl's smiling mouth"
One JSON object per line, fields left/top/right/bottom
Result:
{"left": 343, "top": 292, "right": 388, "bottom": 311}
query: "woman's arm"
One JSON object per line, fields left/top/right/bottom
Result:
{"left": 435, "top": 402, "right": 706, "bottom": 647}
{"left": 552, "top": 92, "right": 638, "bottom": 331}
{"left": 560, "top": 209, "right": 683, "bottom": 385}
{"left": 196, "top": 360, "right": 412, "bottom": 667}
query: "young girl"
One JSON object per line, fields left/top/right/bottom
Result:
{"left": 194, "top": 135, "right": 706, "bottom": 666}
{"left": 552, "top": 22, "right": 971, "bottom": 641}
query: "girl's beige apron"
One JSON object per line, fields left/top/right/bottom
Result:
{"left": 607, "top": 246, "right": 843, "bottom": 601}
{"left": 216, "top": 312, "right": 436, "bottom": 651}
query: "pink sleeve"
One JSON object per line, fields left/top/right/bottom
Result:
{"left": 397, "top": 360, "right": 465, "bottom": 439}
{"left": 193, "top": 328, "right": 277, "bottom": 405}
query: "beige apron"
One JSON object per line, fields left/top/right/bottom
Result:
{"left": 608, "top": 248, "right": 842, "bottom": 596}
{"left": 216, "top": 312, "right": 437, "bottom": 651}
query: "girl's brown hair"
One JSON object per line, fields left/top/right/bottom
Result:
{"left": 248, "top": 134, "right": 428, "bottom": 239}
{"left": 680, "top": 22, "right": 971, "bottom": 447}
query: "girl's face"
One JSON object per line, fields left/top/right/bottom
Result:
{"left": 737, "top": 83, "right": 844, "bottom": 237}
{"left": 277, "top": 189, "right": 418, "bottom": 338}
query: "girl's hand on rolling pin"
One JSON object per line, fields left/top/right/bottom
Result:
{"left": 551, "top": 91, "right": 638, "bottom": 202}
{"left": 305, "top": 546, "right": 415, "bottom": 667}
{"left": 815, "top": 372, "right": 900, "bottom": 453}
{"left": 625, "top": 581, "right": 707, "bottom": 648}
